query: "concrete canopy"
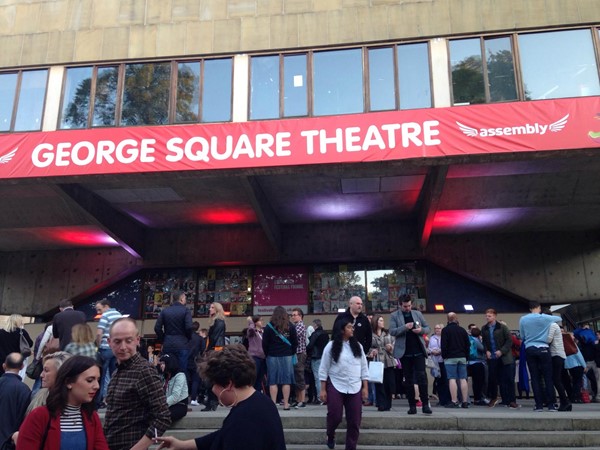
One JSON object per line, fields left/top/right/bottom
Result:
{"left": 1, "top": 149, "right": 599, "bottom": 316}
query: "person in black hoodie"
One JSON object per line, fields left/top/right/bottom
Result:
{"left": 441, "top": 312, "right": 470, "bottom": 408}
{"left": 307, "top": 319, "right": 329, "bottom": 403}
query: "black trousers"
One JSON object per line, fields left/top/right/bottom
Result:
{"left": 400, "top": 354, "right": 428, "bottom": 406}
{"left": 375, "top": 367, "right": 396, "bottom": 410}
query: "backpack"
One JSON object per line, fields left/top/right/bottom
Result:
{"left": 468, "top": 336, "right": 479, "bottom": 361}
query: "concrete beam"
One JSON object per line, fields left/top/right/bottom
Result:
{"left": 240, "top": 175, "right": 282, "bottom": 254}
{"left": 54, "top": 184, "right": 146, "bottom": 259}
{"left": 417, "top": 165, "right": 448, "bottom": 249}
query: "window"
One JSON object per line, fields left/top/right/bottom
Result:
{"left": 309, "top": 262, "right": 426, "bottom": 313}
{"left": 283, "top": 54, "right": 307, "bottom": 117}
{"left": 519, "top": 29, "right": 600, "bottom": 100}
{"left": 450, "top": 36, "right": 517, "bottom": 105}
{"left": 60, "top": 66, "right": 93, "bottom": 129}
{"left": 92, "top": 66, "right": 119, "bottom": 127}
{"left": 0, "top": 69, "right": 49, "bottom": 132}
{"left": 250, "top": 55, "right": 280, "bottom": 120}
{"left": 398, "top": 42, "right": 432, "bottom": 109}
{"left": 368, "top": 47, "right": 396, "bottom": 111}
{"left": 314, "top": 48, "right": 364, "bottom": 116}
{"left": 0, "top": 73, "right": 18, "bottom": 132}
{"left": 121, "top": 62, "right": 171, "bottom": 126}
{"left": 175, "top": 61, "right": 200, "bottom": 123}
{"left": 202, "top": 58, "right": 232, "bottom": 123}
{"left": 450, "top": 38, "right": 485, "bottom": 105}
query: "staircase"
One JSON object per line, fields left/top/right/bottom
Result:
{"left": 162, "top": 399, "right": 600, "bottom": 449}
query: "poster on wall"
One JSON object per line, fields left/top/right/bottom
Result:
{"left": 253, "top": 266, "right": 309, "bottom": 315}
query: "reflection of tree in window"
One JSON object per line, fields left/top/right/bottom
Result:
{"left": 93, "top": 67, "right": 119, "bottom": 126}
{"left": 63, "top": 77, "right": 91, "bottom": 128}
{"left": 487, "top": 49, "right": 518, "bottom": 102}
{"left": 176, "top": 63, "right": 200, "bottom": 123}
{"left": 121, "top": 63, "right": 171, "bottom": 126}
{"left": 452, "top": 55, "right": 485, "bottom": 104}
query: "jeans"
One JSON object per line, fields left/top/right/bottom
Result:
{"left": 163, "top": 348, "right": 190, "bottom": 374}
{"left": 253, "top": 356, "right": 267, "bottom": 393}
{"left": 526, "top": 346, "right": 555, "bottom": 408}
{"left": 311, "top": 358, "right": 322, "bottom": 399}
{"left": 98, "top": 347, "right": 117, "bottom": 401}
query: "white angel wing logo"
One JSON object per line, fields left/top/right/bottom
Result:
{"left": 0, "top": 148, "right": 17, "bottom": 164}
{"left": 549, "top": 114, "right": 569, "bottom": 132}
{"left": 456, "top": 121, "right": 478, "bottom": 137}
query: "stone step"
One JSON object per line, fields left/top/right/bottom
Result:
{"left": 163, "top": 428, "right": 600, "bottom": 448}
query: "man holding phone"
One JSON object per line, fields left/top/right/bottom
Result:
{"left": 389, "top": 296, "right": 432, "bottom": 415}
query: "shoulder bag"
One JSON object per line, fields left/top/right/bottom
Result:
{"left": 562, "top": 332, "right": 578, "bottom": 356}
{"left": 26, "top": 357, "right": 44, "bottom": 379}
{"left": 19, "top": 329, "right": 32, "bottom": 358}
{"left": 267, "top": 322, "right": 297, "bottom": 365}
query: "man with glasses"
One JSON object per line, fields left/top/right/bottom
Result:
{"left": 390, "top": 295, "right": 432, "bottom": 415}
{"left": 154, "top": 290, "right": 193, "bottom": 371}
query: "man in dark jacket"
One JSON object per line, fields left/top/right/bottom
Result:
{"left": 441, "top": 312, "right": 470, "bottom": 408}
{"left": 0, "top": 353, "right": 30, "bottom": 448}
{"left": 481, "top": 308, "right": 518, "bottom": 408}
{"left": 53, "top": 298, "right": 86, "bottom": 350}
{"left": 333, "top": 296, "right": 372, "bottom": 354}
{"left": 154, "top": 290, "right": 193, "bottom": 371}
{"left": 306, "top": 319, "right": 329, "bottom": 403}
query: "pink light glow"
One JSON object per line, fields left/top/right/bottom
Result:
{"left": 195, "top": 207, "right": 257, "bottom": 225}
{"left": 39, "top": 227, "right": 118, "bottom": 247}
{"left": 432, "top": 209, "right": 521, "bottom": 233}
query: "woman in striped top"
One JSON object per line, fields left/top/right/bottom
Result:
{"left": 16, "top": 355, "right": 108, "bottom": 450}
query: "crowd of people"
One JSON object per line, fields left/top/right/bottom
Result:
{"left": 2, "top": 293, "right": 600, "bottom": 450}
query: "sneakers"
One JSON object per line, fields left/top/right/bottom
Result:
{"left": 508, "top": 402, "right": 521, "bottom": 409}
{"left": 190, "top": 400, "right": 199, "bottom": 406}
{"left": 407, "top": 406, "right": 417, "bottom": 415}
{"left": 445, "top": 401, "right": 460, "bottom": 408}
{"left": 422, "top": 404, "right": 433, "bottom": 415}
{"left": 548, "top": 405, "right": 558, "bottom": 412}
{"left": 416, "top": 400, "right": 423, "bottom": 407}
{"left": 533, "top": 406, "right": 544, "bottom": 412}
{"left": 326, "top": 435, "right": 335, "bottom": 449}
{"left": 488, "top": 398, "right": 498, "bottom": 408}
{"left": 461, "top": 402, "right": 470, "bottom": 409}
{"left": 295, "top": 402, "right": 306, "bottom": 409}
{"left": 290, "top": 401, "right": 298, "bottom": 408}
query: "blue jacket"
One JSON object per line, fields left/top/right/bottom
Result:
{"left": 154, "top": 302, "right": 193, "bottom": 350}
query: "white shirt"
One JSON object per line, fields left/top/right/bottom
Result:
{"left": 319, "top": 340, "right": 368, "bottom": 394}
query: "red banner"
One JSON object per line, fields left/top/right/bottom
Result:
{"left": 0, "top": 97, "right": 599, "bottom": 179}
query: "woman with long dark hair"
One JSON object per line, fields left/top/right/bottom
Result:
{"left": 17, "top": 355, "right": 108, "bottom": 450}
{"left": 159, "top": 354, "right": 189, "bottom": 421}
{"left": 262, "top": 306, "right": 297, "bottom": 410}
{"left": 319, "top": 317, "right": 368, "bottom": 450}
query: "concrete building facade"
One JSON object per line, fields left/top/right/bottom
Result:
{"left": 0, "top": 0, "right": 599, "bottom": 329}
